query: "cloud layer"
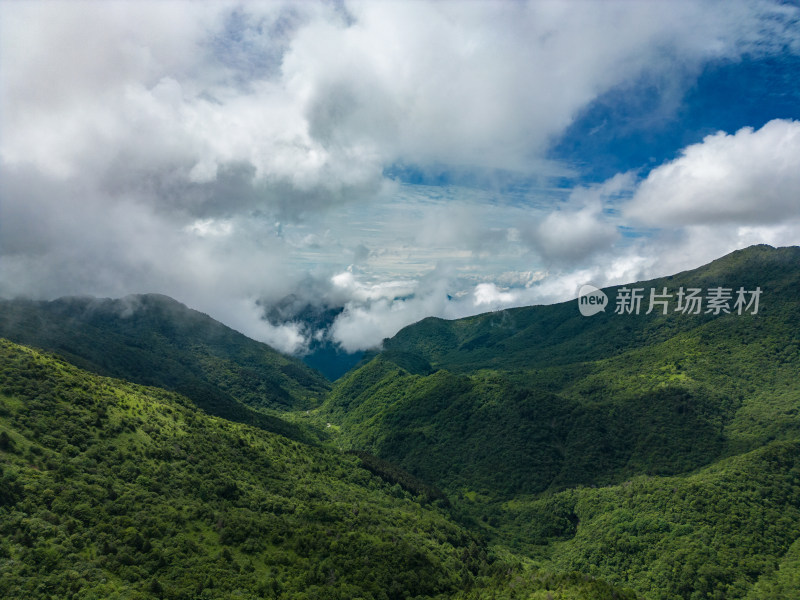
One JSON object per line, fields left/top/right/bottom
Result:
{"left": 1, "top": 1, "right": 799, "bottom": 353}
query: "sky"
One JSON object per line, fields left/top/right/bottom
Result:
{"left": 1, "top": 0, "right": 799, "bottom": 355}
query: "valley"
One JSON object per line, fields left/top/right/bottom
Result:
{"left": 1, "top": 245, "right": 799, "bottom": 599}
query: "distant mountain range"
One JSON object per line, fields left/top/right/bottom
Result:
{"left": 1, "top": 244, "right": 799, "bottom": 599}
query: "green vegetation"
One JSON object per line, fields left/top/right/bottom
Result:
{"left": 0, "top": 293, "right": 330, "bottom": 442}
{"left": 0, "top": 338, "right": 638, "bottom": 599}
{"left": 497, "top": 441, "right": 800, "bottom": 599}
{"left": 0, "top": 339, "right": 483, "bottom": 599}
{"left": 383, "top": 244, "right": 799, "bottom": 373}
{"left": 3, "top": 244, "right": 799, "bottom": 599}
{"left": 323, "top": 359, "right": 741, "bottom": 497}
{"left": 321, "top": 244, "right": 800, "bottom": 598}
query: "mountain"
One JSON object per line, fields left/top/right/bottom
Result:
{"left": 509, "top": 440, "right": 800, "bottom": 598}
{"left": 383, "top": 244, "right": 799, "bottom": 372}
{"left": 320, "top": 244, "right": 800, "bottom": 598}
{"left": 0, "top": 338, "right": 636, "bottom": 600}
{"left": 323, "top": 245, "right": 800, "bottom": 492}
{"left": 0, "top": 293, "right": 330, "bottom": 442}
{"left": 2, "top": 244, "right": 799, "bottom": 599}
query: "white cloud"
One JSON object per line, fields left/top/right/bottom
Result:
{"left": 474, "top": 283, "right": 516, "bottom": 308}
{"left": 329, "top": 280, "right": 451, "bottom": 353}
{"left": 330, "top": 269, "right": 417, "bottom": 303}
{"left": 3, "top": 1, "right": 788, "bottom": 193}
{"left": 283, "top": 0, "right": 783, "bottom": 175}
{"left": 520, "top": 173, "right": 633, "bottom": 264}
{"left": 186, "top": 218, "right": 234, "bottom": 237}
{"left": 528, "top": 202, "right": 618, "bottom": 264}
{"left": 622, "top": 221, "right": 800, "bottom": 283}
{"left": 214, "top": 298, "right": 309, "bottom": 355}
{"left": 626, "top": 119, "right": 800, "bottom": 226}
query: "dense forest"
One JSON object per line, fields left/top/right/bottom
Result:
{"left": 1, "top": 244, "right": 799, "bottom": 599}
{"left": 320, "top": 245, "right": 800, "bottom": 598}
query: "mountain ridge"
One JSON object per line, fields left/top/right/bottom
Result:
{"left": 0, "top": 336, "right": 645, "bottom": 599}
{"left": 324, "top": 245, "right": 800, "bottom": 488}
{"left": 2, "top": 244, "right": 799, "bottom": 598}
{"left": 382, "top": 244, "right": 799, "bottom": 372}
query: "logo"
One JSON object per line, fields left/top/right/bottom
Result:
{"left": 578, "top": 284, "right": 608, "bottom": 316}
{"left": 577, "top": 284, "right": 761, "bottom": 317}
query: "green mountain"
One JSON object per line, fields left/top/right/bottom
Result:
{"left": 382, "top": 244, "right": 799, "bottom": 372}
{"left": 323, "top": 245, "right": 800, "bottom": 492}
{"left": 320, "top": 244, "right": 800, "bottom": 598}
{"left": 0, "top": 338, "right": 637, "bottom": 600}
{"left": 3, "top": 244, "right": 799, "bottom": 599}
{"left": 0, "top": 294, "right": 330, "bottom": 442}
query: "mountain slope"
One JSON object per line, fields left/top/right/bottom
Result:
{"left": 324, "top": 245, "right": 800, "bottom": 493}
{"left": 0, "top": 338, "right": 642, "bottom": 600}
{"left": 0, "top": 293, "right": 330, "bottom": 442}
{"left": 324, "top": 357, "right": 737, "bottom": 497}
{"left": 499, "top": 440, "right": 800, "bottom": 599}
{"left": 0, "top": 338, "right": 476, "bottom": 598}
{"left": 384, "top": 244, "right": 799, "bottom": 372}
{"left": 3, "top": 244, "right": 798, "bottom": 599}
{"left": 320, "top": 244, "right": 800, "bottom": 599}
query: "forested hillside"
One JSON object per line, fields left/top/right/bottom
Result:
{"left": 0, "top": 339, "right": 471, "bottom": 599}
{"left": 2, "top": 244, "right": 798, "bottom": 599}
{"left": 383, "top": 245, "right": 799, "bottom": 372}
{"left": 1, "top": 338, "right": 643, "bottom": 599}
{"left": 0, "top": 294, "right": 330, "bottom": 442}
{"left": 321, "top": 244, "right": 800, "bottom": 598}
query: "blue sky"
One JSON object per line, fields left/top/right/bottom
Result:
{"left": 555, "top": 53, "right": 800, "bottom": 182}
{"left": 1, "top": 1, "right": 799, "bottom": 353}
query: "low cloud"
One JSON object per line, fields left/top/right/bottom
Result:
{"left": 328, "top": 266, "right": 470, "bottom": 352}
{"left": 532, "top": 205, "right": 616, "bottom": 264}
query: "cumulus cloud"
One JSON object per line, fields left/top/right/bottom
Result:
{"left": 626, "top": 119, "right": 800, "bottom": 226}
{"left": 620, "top": 220, "right": 800, "bottom": 285}
{"left": 520, "top": 173, "right": 634, "bottom": 265}
{"left": 283, "top": 0, "right": 787, "bottom": 175}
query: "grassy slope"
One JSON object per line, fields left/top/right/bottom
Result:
{"left": 0, "top": 294, "right": 331, "bottom": 443}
